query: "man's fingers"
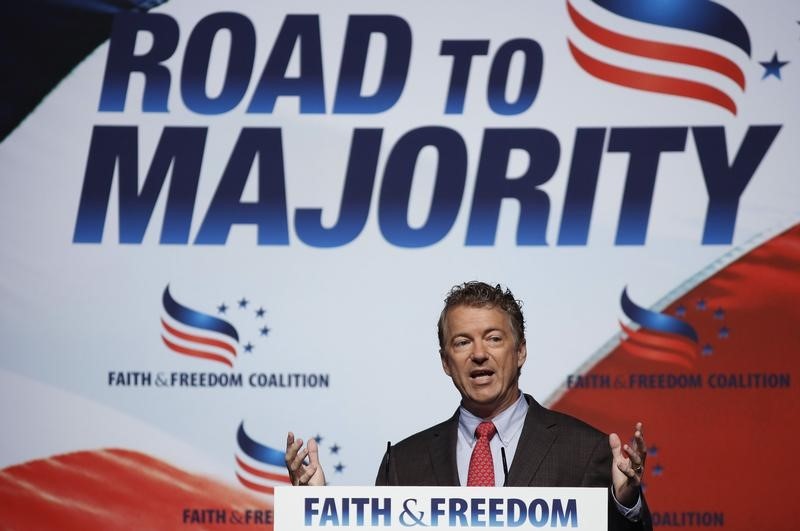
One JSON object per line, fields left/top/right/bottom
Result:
{"left": 285, "top": 432, "right": 326, "bottom": 486}
{"left": 298, "top": 465, "right": 317, "bottom": 484}
{"left": 288, "top": 438, "right": 304, "bottom": 460}
{"left": 287, "top": 443, "right": 309, "bottom": 474}
{"left": 286, "top": 432, "right": 299, "bottom": 454}
{"left": 609, "top": 433, "right": 623, "bottom": 458}
{"left": 623, "top": 444, "right": 644, "bottom": 467}
{"left": 285, "top": 433, "right": 301, "bottom": 464}
{"left": 626, "top": 463, "right": 641, "bottom": 484}
{"left": 623, "top": 438, "right": 645, "bottom": 480}
{"left": 612, "top": 432, "right": 644, "bottom": 477}
{"left": 293, "top": 445, "right": 309, "bottom": 468}
{"left": 633, "top": 423, "right": 647, "bottom": 455}
{"left": 629, "top": 422, "right": 647, "bottom": 463}
{"left": 308, "top": 438, "right": 321, "bottom": 466}
{"left": 617, "top": 460, "right": 636, "bottom": 478}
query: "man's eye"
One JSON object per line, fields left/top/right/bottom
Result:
{"left": 488, "top": 336, "right": 502, "bottom": 343}
{"left": 454, "top": 339, "right": 469, "bottom": 348}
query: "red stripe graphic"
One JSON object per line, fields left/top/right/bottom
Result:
{"left": 235, "top": 456, "right": 291, "bottom": 484}
{"left": 619, "top": 341, "right": 695, "bottom": 369}
{"left": 568, "top": 40, "right": 737, "bottom": 114}
{"left": 0, "top": 449, "right": 272, "bottom": 529}
{"left": 567, "top": 0, "right": 745, "bottom": 90}
{"left": 620, "top": 321, "right": 698, "bottom": 356}
{"left": 235, "top": 472, "right": 275, "bottom": 494}
{"left": 161, "top": 318, "right": 237, "bottom": 356}
{"left": 619, "top": 322, "right": 697, "bottom": 369}
{"left": 161, "top": 336, "right": 234, "bottom": 367}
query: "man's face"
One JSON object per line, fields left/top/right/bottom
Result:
{"left": 440, "top": 304, "right": 527, "bottom": 419}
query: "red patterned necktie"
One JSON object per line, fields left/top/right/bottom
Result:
{"left": 467, "top": 421, "right": 497, "bottom": 486}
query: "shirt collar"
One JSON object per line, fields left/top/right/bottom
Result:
{"left": 458, "top": 392, "right": 528, "bottom": 447}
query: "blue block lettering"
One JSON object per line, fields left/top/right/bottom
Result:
{"left": 378, "top": 127, "right": 467, "bottom": 247}
{"left": 333, "top": 16, "right": 411, "bottom": 113}
{"left": 182, "top": 12, "right": 256, "bottom": 114}
{"left": 466, "top": 128, "right": 559, "bottom": 245}
{"left": 610, "top": 127, "right": 687, "bottom": 245}
{"left": 487, "top": 39, "right": 543, "bottom": 115}
{"left": 440, "top": 40, "right": 489, "bottom": 114}
{"left": 557, "top": 128, "right": 606, "bottom": 245}
{"left": 195, "top": 128, "right": 289, "bottom": 245}
{"left": 99, "top": 13, "right": 179, "bottom": 112}
{"left": 295, "top": 129, "right": 383, "bottom": 247}
{"left": 74, "top": 126, "right": 207, "bottom": 244}
{"left": 694, "top": 125, "right": 781, "bottom": 244}
{"left": 247, "top": 15, "right": 325, "bottom": 113}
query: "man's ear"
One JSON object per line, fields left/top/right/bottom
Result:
{"left": 440, "top": 348, "right": 453, "bottom": 376}
{"left": 517, "top": 340, "right": 527, "bottom": 369}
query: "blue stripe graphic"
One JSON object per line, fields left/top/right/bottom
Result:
{"left": 162, "top": 285, "right": 239, "bottom": 341}
{"left": 620, "top": 287, "right": 698, "bottom": 342}
{"left": 591, "top": 0, "right": 751, "bottom": 56}
{"left": 237, "top": 422, "right": 286, "bottom": 466}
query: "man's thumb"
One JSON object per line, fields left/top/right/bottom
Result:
{"left": 608, "top": 433, "right": 623, "bottom": 458}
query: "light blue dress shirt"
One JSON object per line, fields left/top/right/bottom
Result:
{"left": 456, "top": 392, "right": 528, "bottom": 485}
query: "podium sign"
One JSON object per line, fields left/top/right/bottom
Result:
{"left": 274, "top": 486, "right": 607, "bottom": 530}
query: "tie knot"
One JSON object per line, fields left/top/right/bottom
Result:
{"left": 475, "top": 421, "right": 497, "bottom": 440}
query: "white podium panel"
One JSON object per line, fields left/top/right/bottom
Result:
{"left": 274, "top": 486, "right": 607, "bottom": 530}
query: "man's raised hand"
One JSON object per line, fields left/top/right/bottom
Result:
{"left": 285, "top": 432, "right": 326, "bottom": 486}
{"left": 609, "top": 422, "right": 647, "bottom": 507}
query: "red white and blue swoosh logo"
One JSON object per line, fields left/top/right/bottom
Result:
{"left": 619, "top": 287, "right": 699, "bottom": 368}
{"left": 235, "top": 422, "right": 291, "bottom": 494}
{"left": 161, "top": 286, "right": 240, "bottom": 367}
{"left": 567, "top": 0, "right": 751, "bottom": 114}
{"left": 160, "top": 285, "right": 272, "bottom": 367}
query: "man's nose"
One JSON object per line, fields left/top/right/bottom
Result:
{"left": 470, "top": 343, "right": 489, "bottom": 362}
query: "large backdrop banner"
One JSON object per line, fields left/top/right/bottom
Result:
{"left": 1, "top": 0, "right": 798, "bottom": 529}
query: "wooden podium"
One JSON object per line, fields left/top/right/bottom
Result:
{"left": 275, "top": 486, "right": 607, "bottom": 529}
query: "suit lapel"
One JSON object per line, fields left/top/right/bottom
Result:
{"left": 506, "top": 394, "right": 558, "bottom": 486}
{"left": 429, "top": 410, "right": 460, "bottom": 486}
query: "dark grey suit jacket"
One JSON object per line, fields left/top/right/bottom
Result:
{"left": 375, "top": 394, "right": 652, "bottom": 531}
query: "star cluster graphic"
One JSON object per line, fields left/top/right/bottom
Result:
{"left": 672, "top": 294, "right": 731, "bottom": 360}
{"left": 313, "top": 433, "right": 348, "bottom": 479}
{"left": 216, "top": 295, "right": 272, "bottom": 356}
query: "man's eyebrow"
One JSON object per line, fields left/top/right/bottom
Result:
{"left": 450, "top": 328, "right": 503, "bottom": 339}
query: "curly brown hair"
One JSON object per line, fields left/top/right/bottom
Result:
{"left": 437, "top": 281, "right": 525, "bottom": 349}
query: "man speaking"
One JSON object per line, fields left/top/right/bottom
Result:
{"left": 286, "top": 281, "right": 651, "bottom": 530}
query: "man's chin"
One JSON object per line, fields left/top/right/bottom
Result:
{"left": 462, "top": 394, "right": 503, "bottom": 416}
{"left": 461, "top": 387, "right": 520, "bottom": 417}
